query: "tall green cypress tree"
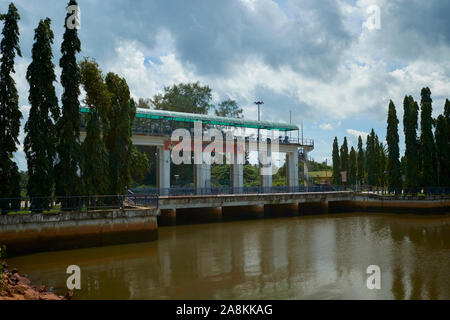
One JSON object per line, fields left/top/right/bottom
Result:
{"left": 104, "top": 72, "right": 134, "bottom": 195}
{"left": 80, "top": 58, "right": 110, "bottom": 196}
{"left": 435, "top": 115, "right": 449, "bottom": 187}
{"left": 386, "top": 100, "right": 402, "bottom": 193}
{"left": 55, "top": 0, "right": 82, "bottom": 208}
{"left": 366, "top": 129, "right": 377, "bottom": 186}
{"left": 340, "top": 137, "right": 349, "bottom": 184}
{"left": 419, "top": 88, "right": 437, "bottom": 189}
{"left": 0, "top": 3, "right": 21, "bottom": 213}
{"left": 444, "top": 99, "right": 450, "bottom": 185}
{"left": 403, "top": 96, "right": 420, "bottom": 193}
{"left": 356, "top": 136, "right": 365, "bottom": 185}
{"left": 377, "top": 141, "right": 386, "bottom": 189}
{"left": 348, "top": 146, "right": 357, "bottom": 186}
{"left": 332, "top": 137, "right": 341, "bottom": 185}
{"left": 24, "top": 19, "right": 60, "bottom": 212}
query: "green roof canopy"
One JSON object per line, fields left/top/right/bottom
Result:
{"left": 80, "top": 107, "right": 299, "bottom": 131}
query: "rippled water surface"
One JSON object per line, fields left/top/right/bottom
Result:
{"left": 9, "top": 213, "right": 450, "bottom": 299}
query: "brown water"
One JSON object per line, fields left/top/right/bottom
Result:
{"left": 8, "top": 213, "right": 450, "bottom": 300}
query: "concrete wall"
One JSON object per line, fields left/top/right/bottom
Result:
{"left": 0, "top": 209, "right": 159, "bottom": 256}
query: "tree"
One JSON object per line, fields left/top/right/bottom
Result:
{"left": 152, "top": 82, "right": 213, "bottom": 114}
{"left": 332, "top": 137, "right": 341, "bottom": 185}
{"left": 403, "top": 96, "right": 420, "bottom": 193}
{"left": 215, "top": 99, "right": 243, "bottom": 118}
{"left": 366, "top": 129, "right": 377, "bottom": 186}
{"left": 376, "top": 140, "right": 386, "bottom": 189}
{"left": 79, "top": 58, "right": 111, "bottom": 196}
{"left": 24, "top": 19, "right": 60, "bottom": 212}
{"left": 104, "top": 73, "right": 135, "bottom": 195}
{"left": 55, "top": 0, "right": 82, "bottom": 209}
{"left": 0, "top": 3, "right": 21, "bottom": 213}
{"left": 340, "top": 137, "right": 349, "bottom": 184}
{"left": 137, "top": 98, "right": 151, "bottom": 109}
{"left": 419, "top": 88, "right": 437, "bottom": 188}
{"left": 348, "top": 147, "right": 357, "bottom": 186}
{"left": 435, "top": 115, "right": 449, "bottom": 187}
{"left": 356, "top": 136, "right": 365, "bottom": 185}
{"left": 386, "top": 100, "right": 402, "bottom": 193}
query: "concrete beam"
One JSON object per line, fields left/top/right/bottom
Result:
{"left": 157, "top": 146, "right": 171, "bottom": 196}
{"left": 286, "top": 151, "right": 299, "bottom": 189}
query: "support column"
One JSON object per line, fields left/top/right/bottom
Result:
{"left": 194, "top": 162, "right": 211, "bottom": 195}
{"left": 259, "top": 143, "right": 272, "bottom": 192}
{"left": 302, "top": 150, "right": 309, "bottom": 186}
{"left": 157, "top": 145, "right": 171, "bottom": 196}
{"left": 231, "top": 149, "right": 244, "bottom": 193}
{"left": 286, "top": 151, "right": 299, "bottom": 190}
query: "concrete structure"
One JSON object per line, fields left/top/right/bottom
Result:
{"left": 80, "top": 107, "right": 315, "bottom": 194}
{"left": 0, "top": 208, "right": 159, "bottom": 256}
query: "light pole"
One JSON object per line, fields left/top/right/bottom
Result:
{"left": 254, "top": 101, "right": 264, "bottom": 141}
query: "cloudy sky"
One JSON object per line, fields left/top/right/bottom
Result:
{"left": 3, "top": 0, "right": 450, "bottom": 170}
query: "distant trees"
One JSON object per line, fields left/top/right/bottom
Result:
{"left": 386, "top": 100, "right": 402, "bottom": 193}
{"left": 24, "top": 18, "right": 60, "bottom": 212}
{"left": 331, "top": 87, "right": 450, "bottom": 192}
{"left": 348, "top": 147, "right": 357, "bottom": 186}
{"left": 215, "top": 99, "right": 243, "bottom": 118}
{"left": 0, "top": 3, "right": 21, "bottom": 213}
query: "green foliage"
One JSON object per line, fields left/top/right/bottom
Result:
{"left": 419, "top": 88, "right": 437, "bottom": 187}
{"left": 435, "top": 115, "right": 449, "bottom": 187}
{"left": 55, "top": 0, "right": 82, "bottom": 206}
{"left": 24, "top": 18, "right": 59, "bottom": 212}
{"left": 0, "top": 3, "right": 22, "bottom": 211}
{"left": 348, "top": 147, "right": 357, "bottom": 185}
{"left": 104, "top": 73, "right": 134, "bottom": 195}
{"left": 80, "top": 58, "right": 111, "bottom": 196}
{"left": 386, "top": 100, "right": 402, "bottom": 192}
{"left": 244, "top": 164, "right": 259, "bottom": 187}
{"left": 332, "top": 137, "right": 341, "bottom": 185}
{"left": 152, "top": 82, "right": 213, "bottom": 114}
{"left": 215, "top": 99, "right": 243, "bottom": 118}
{"left": 130, "top": 147, "right": 150, "bottom": 184}
{"left": 403, "top": 96, "right": 420, "bottom": 192}
{"left": 365, "top": 129, "right": 377, "bottom": 186}
{"left": 340, "top": 137, "right": 349, "bottom": 184}
{"left": 356, "top": 136, "right": 365, "bottom": 184}
{"left": 0, "top": 244, "right": 6, "bottom": 275}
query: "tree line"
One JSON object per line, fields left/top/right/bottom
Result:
{"left": 0, "top": 1, "right": 151, "bottom": 213}
{"left": 332, "top": 88, "right": 450, "bottom": 193}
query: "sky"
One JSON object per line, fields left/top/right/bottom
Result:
{"left": 2, "top": 0, "right": 450, "bottom": 171}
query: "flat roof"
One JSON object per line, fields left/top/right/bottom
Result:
{"left": 80, "top": 107, "right": 299, "bottom": 131}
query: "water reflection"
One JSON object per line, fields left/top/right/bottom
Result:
{"left": 8, "top": 213, "right": 450, "bottom": 300}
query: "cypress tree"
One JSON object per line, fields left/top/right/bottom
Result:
{"left": 340, "top": 137, "right": 349, "bottom": 184}
{"left": 0, "top": 3, "right": 21, "bottom": 213}
{"left": 356, "top": 136, "right": 365, "bottom": 185}
{"left": 403, "top": 96, "right": 420, "bottom": 193}
{"left": 104, "top": 72, "right": 134, "bottom": 195}
{"left": 386, "top": 100, "right": 402, "bottom": 193}
{"left": 332, "top": 137, "right": 341, "bottom": 185}
{"left": 377, "top": 141, "right": 386, "bottom": 189}
{"left": 366, "top": 130, "right": 377, "bottom": 186}
{"left": 348, "top": 146, "right": 357, "bottom": 186}
{"left": 24, "top": 19, "right": 60, "bottom": 212}
{"left": 419, "top": 88, "right": 437, "bottom": 189}
{"left": 444, "top": 99, "right": 450, "bottom": 184}
{"left": 435, "top": 115, "right": 449, "bottom": 187}
{"left": 79, "top": 58, "right": 110, "bottom": 196}
{"left": 55, "top": 0, "right": 82, "bottom": 208}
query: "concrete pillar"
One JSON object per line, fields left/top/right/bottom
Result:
{"left": 259, "top": 143, "right": 272, "bottom": 192}
{"left": 231, "top": 149, "right": 244, "bottom": 193}
{"left": 302, "top": 150, "right": 309, "bottom": 186}
{"left": 195, "top": 162, "right": 211, "bottom": 195}
{"left": 286, "top": 151, "right": 299, "bottom": 190}
{"left": 157, "top": 145, "right": 171, "bottom": 196}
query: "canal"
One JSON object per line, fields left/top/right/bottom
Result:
{"left": 8, "top": 212, "right": 450, "bottom": 300}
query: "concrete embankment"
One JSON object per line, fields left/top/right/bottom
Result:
{"left": 0, "top": 208, "right": 159, "bottom": 256}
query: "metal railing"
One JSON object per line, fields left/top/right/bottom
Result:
{"left": 0, "top": 194, "right": 159, "bottom": 215}
{"left": 132, "top": 185, "right": 347, "bottom": 197}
